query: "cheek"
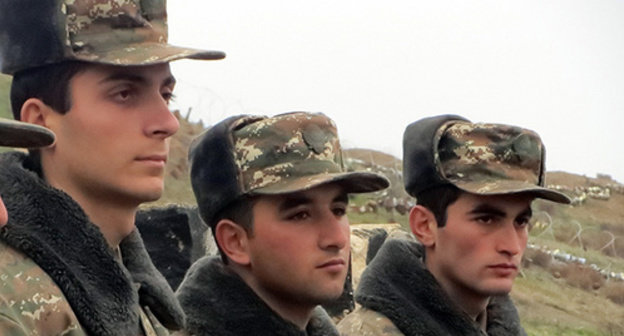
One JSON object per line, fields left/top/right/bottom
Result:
{"left": 0, "top": 198, "right": 7, "bottom": 226}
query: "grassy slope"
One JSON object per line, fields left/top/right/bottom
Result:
{"left": 0, "top": 74, "right": 13, "bottom": 154}
{"left": 0, "top": 74, "right": 11, "bottom": 119}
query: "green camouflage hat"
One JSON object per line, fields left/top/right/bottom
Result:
{"left": 0, "top": 0, "right": 225, "bottom": 75}
{"left": 403, "top": 115, "right": 570, "bottom": 204}
{"left": 189, "top": 112, "right": 390, "bottom": 225}
{"left": 0, "top": 118, "right": 55, "bottom": 148}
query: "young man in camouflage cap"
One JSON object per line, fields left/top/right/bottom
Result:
{"left": 175, "top": 112, "right": 389, "bottom": 336}
{"left": 0, "top": 0, "right": 223, "bottom": 335}
{"left": 338, "top": 115, "right": 570, "bottom": 336}
{"left": 0, "top": 118, "right": 55, "bottom": 227}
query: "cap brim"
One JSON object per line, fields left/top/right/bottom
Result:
{"left": 454, "top": 179, "right": 571, "bottom": 204}
{"left": 0, "top": 118, "right": 55, "bottom": 148}
{"left": 250, "top": 171, "right": 390, "bottom": 195}
{"left": 76, "top": 42, "right": 226, "bottom": 66}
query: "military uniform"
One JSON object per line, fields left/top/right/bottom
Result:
{"left": 0, "top": 152, "right": 182, "bottom": 336}
{"left": 337, "top": 239, "right": 526, "bottom": 336}
{"left": 175, "top": 257, "right": 339, "bottom": 336}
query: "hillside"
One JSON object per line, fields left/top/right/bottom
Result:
{"left": 0, "top": 74, "right": 11, "bottom": 119}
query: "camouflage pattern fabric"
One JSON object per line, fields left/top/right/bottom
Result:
{"left": 0, "top": 0, "right": 224, "bottom": 74}
{"left": 436, "top": 121, "right": 543, "bottom": 189}
{"left": 231, "top": 112, "right": 346, "bottom": 194}
{"left": 433, "top": 120, "right": 569, "bottom": 203}
{"left": 337, "top": 307, "right": 404, "bottom": 336}
{"left": 0, "top": 241, "right": 85, "bottom": 335}
{"left": 0, "top": 241, "right": 171, "bottom": 336}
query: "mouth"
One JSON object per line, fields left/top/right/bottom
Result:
{"left": 489, "top": 263, "right": 518, "bottom": 270}
{"left": 317, "top": 258, "right": 346, "bottom": 271}
{"left": 487, "top": 263, "right": 518, "bottom": 276}
{"left": 135, "top": 154, "right": 168, "bottom": 165}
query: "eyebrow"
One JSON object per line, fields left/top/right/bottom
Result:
{"left": 277, "top": 191, "right": 349, "bottom": 212}
{"left": 98, "top": 72, "right": 176, "bottom": 87}
{"left": 469, "top": 204, "right": 507, "bottom": 217}
{"left": 469, "top": 203, "right": 533, "bottom": 219}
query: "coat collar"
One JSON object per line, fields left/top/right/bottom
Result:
{"left": 177, "top": 256, "right": 339, "bottom": 336}
{"left": 356, "top": 238, "right": 526, "bottom": 336}
{"left": 0, "top": 152, "right": 184, "bottom": 335}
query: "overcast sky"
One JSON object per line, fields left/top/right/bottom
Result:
{"left": 166, "top": 1, "right": 624, "bottom": 182}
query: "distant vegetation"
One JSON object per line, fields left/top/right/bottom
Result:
{"left": 0, "top": 74, "right": 11, "bottom": 119}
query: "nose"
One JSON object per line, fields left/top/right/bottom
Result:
{"left": 318, "top": 212, "right": 349, "bottom": 252}
{"left": 145, "top": 97, "right": 180, "bottom": 139}
{"left": 496, "top": 223, "right": 526, "bottom": 257}
{"left": 0, "top": 196, "right": 8, "bottom": 227}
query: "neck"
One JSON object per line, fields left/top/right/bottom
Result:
{"left": 42, "top": 164, "right": 137, "bottom": 248}
{"left": 231, "top": 264, "right": 314, "bottom": 330}
{"left": 425, "top": 254, "right": 489, "bottom": 321}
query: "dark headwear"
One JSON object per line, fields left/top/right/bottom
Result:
{"left": 0, "top": 0, "right": 225, "bottom": 74}
{"left": 0, "top": 118, "right": 55, "bottom": 148}
{"left": 189, "top": 112, "right": 390, "bottom": 226}
{"left": 403, "top": 114, "right": 570, "bottom": 204}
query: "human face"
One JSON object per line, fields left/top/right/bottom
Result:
{"left": 43, "top": 63, "right": 179, "bottom": 206}
{"left": 0, "top": 195, "right": 7, "bottom": 226}
{"left": 245, "top": 184, "right": 350, "bottom": 309}
{"left": 426, "top": 192, "right": 532, "bottom": 301}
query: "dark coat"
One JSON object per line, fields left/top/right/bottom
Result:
{"left": 176, "top": 256, "right": 340, "bottom": 336}
{"left": 338, "top": 238, "right": 526, "bottom": 336}
{"left": 0, "top": 151, "right": 184, "bottom": 335}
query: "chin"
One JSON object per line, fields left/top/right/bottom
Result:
{"left": 131, "top": 181, "right": 164, "bottom": 202}
{"left": 481, "top": 281, "right": 514, "bottom": 296}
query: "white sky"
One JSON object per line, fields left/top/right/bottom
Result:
{"left": 167, "top": 1, "right": 624, "bottom": 182}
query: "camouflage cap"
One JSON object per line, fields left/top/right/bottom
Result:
{"left": 189, "top": 112, "right": 390, "bottom": 226}
{"left": 0, "top": 118, "right": 55, "bottom": 148}
{"left": 403, "top": 115, "right": 570, "bottom": 204}
{"left": 0, "top": 0, "right": 225, "bottom": 75}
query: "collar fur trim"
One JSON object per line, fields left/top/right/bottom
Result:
{"left": 0, "top": 152, "right": 184, "bottom": 335}
{"left": 356, "top": 238, "right": 526, "bottom": 336}
{"left": 177, "top": 256, "right": 339, "bottom": 336}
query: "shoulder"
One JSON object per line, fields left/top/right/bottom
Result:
{"left": 0, "top": 241, "right": 85, "bottom": 335}
{"left": 337, "top": 307, "right": 404, "bottom": 336}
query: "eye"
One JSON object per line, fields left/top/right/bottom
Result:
{"left": 109, "top": 85, "right": 135, "bottom": 103}
{"left": 288, "top": 211, "right": 310, "bottom": 221}
{"left": 162, "top": 90, "right": 176, "bottom": 104}
{"left": 332, "top": 204, "right": 347, "bottom": 217}
{"left": 515, "top": 216, "right": 531, "bottom": 228}
{"left": 474, "top": 215, "right": 495, "bottom": 225}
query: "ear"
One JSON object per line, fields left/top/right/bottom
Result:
{"left": 214, "top": 219, "right": 251, "bottom": 266}
{"left": 409, "top": 205, "right": 438, "bottom": 247}
{"left": 20, "top": 98, "right": 57, "bottom": 128}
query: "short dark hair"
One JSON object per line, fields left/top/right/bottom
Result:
{"left": 210, "top": 196, "right": 255, "bottom": 264}
{"left": 10, "top": 61, "right": 88, "bottom": 119}
{"left": 416, "top": 184, "right": 462, "bottom": 227}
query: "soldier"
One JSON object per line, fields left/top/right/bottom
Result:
{"left": 0, "top": 0, "right": 224, "bottom": 335}
{"left": 338, "top": 115, "right": 570, "bottom": 336}
{"left": 175, "top": 112, "right": 389, "bottom": 335}
{"left": 0, "top": 118, "right": 55, "bottom": 227}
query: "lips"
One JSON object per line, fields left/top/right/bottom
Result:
{"left": 489, "top": 263, "right": 518, "bottom": 270}
{"left": 488, "top": 263, "right": 518, "bottom": 276}
{"left": 317, "top": 258, "right": 346, "bottom": 269}
{"left": 135, "top": 154, "right": 168, "bottom": 166}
